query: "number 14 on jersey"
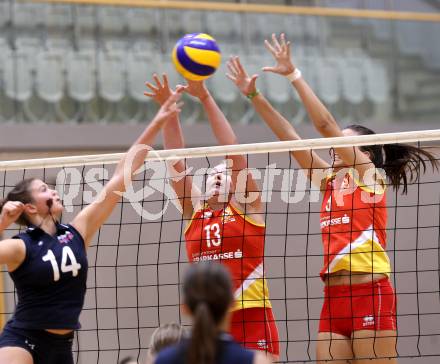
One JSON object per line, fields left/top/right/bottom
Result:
{"left": 42, "top": 246, "right": 81, "bottom": 282}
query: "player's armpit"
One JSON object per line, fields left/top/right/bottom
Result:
{"left": 0, "top": 238, "right": 26, "bottom": 270}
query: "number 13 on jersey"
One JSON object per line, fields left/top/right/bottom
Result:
{"left": 204, "top": 223, "right": 222, "bottom": 248}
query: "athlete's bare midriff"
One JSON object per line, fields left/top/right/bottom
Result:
{"left": 324, "top": 270, "right": 388, "bottom": 286}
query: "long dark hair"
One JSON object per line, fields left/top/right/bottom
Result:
{"left": 0, "top": 178, "right": 36, "bottom": 226}
{"left": 346, "top": 125, "right": 439, "bottom": 194}
{"left": 183, "top": 262, "right": 233, "bottom": 364}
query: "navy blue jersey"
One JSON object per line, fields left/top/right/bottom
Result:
{"left": 155, "top": 333, "right": 254, "bottom": 364}
{"left": 8, "top": 223, "right": 88, "bottom": 330}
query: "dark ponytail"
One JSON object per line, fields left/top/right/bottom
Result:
{"left": 183, "top": 262, "right": 234, "bottom": 364}
{"left": 382, "top": 143, "right": 438, "bottom": 194}
{"left": 189, "top": 303, "right": 218, "bottom": 364}
{"left": 1, "top": 178, "right": 36, "bottom": 226}
{"left": 346, "top": 125, "right": 439, "bottom": 194}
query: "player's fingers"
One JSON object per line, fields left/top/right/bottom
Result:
{"left": 153, "top": 74, "right": 162, "bottom": 88}
{"left": 145, "top": 82, "right": 159, "bottom": 92}
{"left": 262, "top": 66, "right": 277, "bottom": 73}
{"left": 271, "top": 33, "right": 282, "bottom": 53}
{"left": 229, "top": 56, "right": 239, "bottom": 68}
{"left": 162, "top": 93, "right": 179, "bottom": 109}
{"left": 12, "top": 201, "right": 25, "bottom": 210}
{"left": 3, "top": 201, "right": 15, "bottom": 211}
{"left": 232, "top": 56, "right": 242, "bottom": 71}
{"left": 286, "top": 41, "right": 292, "bottom": 57}
{"left": 280, "top": 33, "right": 287, "bottom": 50}
{"left": 264, "top": 39, "right": 277, "bottom": 57}
{"left": 7, "top": 204, "right": 23, "bottom": 216}
{"left": 227, "top": 61, "right": 238, "bottom": 76}
{"left": 164, "top": 86, "right": 186, "bottom": 106}
{"left": 250, "top": 74, "right": 259, "bottom": 86}
{"left": 163, "top": 74, "right": 170, "bottom": 89}
{"left": 225, "top": 73, "right": 237, "bottom": 82}
{"left": 175, "top": 85, "right": 187, "bottom": 93}
{"left": 235, "top": 57, "right": 246, "bottom": 75}
{"left": 9, "top": 209, "right": 22, "bottom": 217}
{"left": 169, "top": 101, "right": 184, "bottom": 115}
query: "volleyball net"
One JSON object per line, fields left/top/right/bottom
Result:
{"left": 1, "top": 130, "right": 440, "bottom": 363}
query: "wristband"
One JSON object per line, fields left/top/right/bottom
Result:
{"left": 246, "top": 90, "right": 260, "bottom": 100}
{"left": 286, "top": 68, "right": 302, "bottom": 82}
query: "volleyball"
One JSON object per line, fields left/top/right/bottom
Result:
{"left": 172, "top": 33, "right": 221, "bottom": 81}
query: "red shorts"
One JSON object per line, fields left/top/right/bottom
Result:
{"left": 319, "top": 278, "right": 397, "bottom": 337}
{"left": 230, "top": 307, "right": 280, "bottom": 356}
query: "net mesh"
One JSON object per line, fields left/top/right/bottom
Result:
{"left": 0, "top": 135, "right": 439, "bottom": 364}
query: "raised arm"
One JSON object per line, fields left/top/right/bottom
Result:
{"left": 0, "top": 201, "right": 26, "bottom": 268}
{"left": 226, "top": 56, "right": 329, "bottom": 187}
{"left": 0, "top": 201, "right": 24, "bottom": 236}
{"left": 263, "top": 33, "right": 374, "bottom": 180}
{"left": 71, "top": 88, "right": 184, "bottom": 247}
{"left": 185, "top": 80, "right": 262, "bottom": 211}
{"left": 144, "top": 74, "right": 201, "bottom": 220}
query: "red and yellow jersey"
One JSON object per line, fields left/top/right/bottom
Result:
{"left": 320, "top": 170, "right": 391, "bottom": 279}
{"left": 184, "top": 203, "right": 271, "bottom": 311}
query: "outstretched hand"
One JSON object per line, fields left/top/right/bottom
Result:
{"left": 151, "top": 85, "right": 186, "bottom": 126}
{"left": 226, "top": 56, "right": 258, "bottom": 96}
{"left": 184, "top": 79, "right": 210, "bottom": 100}
{"left": 144, "top": 74, "right": 173, "bottom": 105}
{"left": 0, "top": 201, "right": 24, "bottom": 229}
{"left": 263, "top": 33, "right": 296, "bottom": 76}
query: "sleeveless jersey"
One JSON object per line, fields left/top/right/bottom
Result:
{"left": 185, "top": 203, "right": 271, "bottom": 311}
{"left": 320, "top": 171, "right": 391, "bottom": 279}
{"left": 9, "top": 223, "right": 88, "bottom": 330}
{"left": 155, "top": 333, "right": 254, "bottom": 364}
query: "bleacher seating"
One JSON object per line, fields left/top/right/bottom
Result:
{"left": 206, "top": 11, "right": 242, "bottom": 41}
{"left": 364, "top": 60, "right": 390, "bottom": 105}
{"left": 66, "top": 51, "right": 96, "bottom": 104}
{"left": 36, "top": 51, "right": 65, "bottom": 104}
{"left": 0, "top": 2, "right": 10, "bottom": 31}
{"left": 97, "top": 6, "right": 127, "bottom": 34}
{"left": 3, "top": 51, "right": 33, "bottom": 103}
{"left": 127, "top": 7, "right": 157, "bottom": 37}
{"left": 126, "top": 52, "right": 156, "bottom": 104}
{"left": 210, "top": 62, "right": 240, "bottom": 108}
{"left": 340, "top": 57, "right": 365, "bottom": 105}
{"left": 12, "top": 2, "right": 46, "bottom": 30}
{"left": 45, "top": 3, "right": 73, "bottom": 31}
{"left": 74, "top": 5, "right": 97, "bottom": 33}
{"left": 0, "top": 40, "right": 391, "bottom": 123}
{"left": 97, "top": 51, "right": 125, "bottom": 104}
{"left": 0, "top": 1, "right": 438, "bottom": 123}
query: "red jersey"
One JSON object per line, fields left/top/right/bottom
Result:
{"left": 320, "top": 171, "right": 391, "bottom": 279}
{"left": 185, "top": 203, "right": 271, "bottom": 311}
